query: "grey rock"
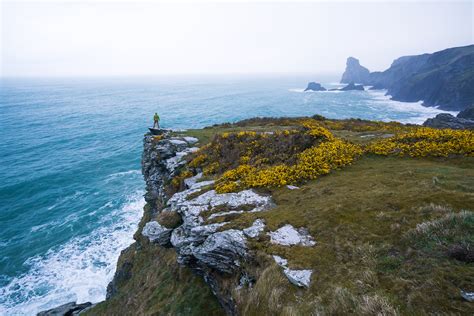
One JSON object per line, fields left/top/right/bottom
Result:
{"left": 183, "top": 136, "right": 199, "bottom": 144}
{"left": 243, "top": 219, "right": 265, "bottom": 238}
{"left": 461, "top": 290, "right": 474, "bottom": 302}
{"left": 304, "top": 82, "right": 327, "bottom": 91}
{"left": 339, "top": 82, "right": 365, "bottom": 91}
{"left": 423, "top": 113, "right": 474, "bottom": 130}
{"left": 283, "top": 269, "right": 312, "bottom": 288}
{"left": 272, "top": 255, "right": 312, "bottom": 288}
{"left": 272, "top": 255, "right": 288, "bottom": 267}
{"left": 457, "top": 107, "right": 474, "bottom": 119}
{"left": 142, "top": 221, "right": 173, "bottom": 246}
{"left": 37, "top": 302, "right": 93, "bottom": 316}
{"left": 208, "top": 210, "right": 244, "bottom": 220}
{"left": 268, "top": 224, "right": 316, "bottom": 246}
{"left": 193, "top": 230, "right": 247, "bottom": 274}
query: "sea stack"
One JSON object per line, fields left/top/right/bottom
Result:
{"left": 340, "top": 57, "right": 370, "bottom": 84}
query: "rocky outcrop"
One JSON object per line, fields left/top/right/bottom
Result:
{"left": 163, "top": 186, "right": 273, "bottom": 271}
{"left": 138, "top": 133, "right": 278, "bottom": 314}
{"left": 340, "top": 82, "right": 365, "bottom": 91}
{"left": 142, "top": 221, "right": 173, "bottom": 246}
{"left": 268, "top": 224, "right": 316, "bottom": 246}
{"left": 273, "top": 255, "right": 312, "bottom": 288}
{"left": 457, "top": 107, "right": 474, "bottom": 120}
{"left": 341, "top": 45, "right": 474, "bottom": 111}
{"left": 36, "top": 302, "right": 94, "bottom": 316}
{"left": 423, "top": 113, "right": 474, "bottom": 130}
{"left": 304, "top": 82, "right": 327, "bottom": 91}
{"left": 340, "top": 57, "right": 370, "bottom": 84}
{"left": 243, "top": 219, "right": 265, "bottom": 238}
{"left": 329, "top": 82, "right": 365, "bottom": 92}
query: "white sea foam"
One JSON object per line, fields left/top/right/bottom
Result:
{"left": 288, "top": 88, "right": 305, "bottom": 93}
{"left": 0, "top": 191, "right": 144, "bottom": 316}
{"left": 367, "top": 89, "right": 458, "bottom": 124}
{"left": 105, "top": 169, "right": 141, "bottom": 181}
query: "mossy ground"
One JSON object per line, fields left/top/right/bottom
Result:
{"left": 177, "top": 117, "right": 474, "bottom": 315}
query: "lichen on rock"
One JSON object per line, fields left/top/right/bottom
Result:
{"left": 268, "top": 224, "right": 316, "bottom": 246}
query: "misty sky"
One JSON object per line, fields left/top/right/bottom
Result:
{"left": 1, "top": 0, "right": 472, "bottom": 77}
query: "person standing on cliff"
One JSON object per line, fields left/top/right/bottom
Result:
{"left": 153, "top": 112, "right": 160, "bottom": 128}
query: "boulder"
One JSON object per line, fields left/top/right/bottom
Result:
{"left": 193, "top": 230, "right": 247, "bottom": 274}
{"left": 304, "top": 82, "right": 327, "bottom": 91}
{"left": 142, "top": 221, "right": 173, "bottom": 246}
{"left": 461, "top": 290, "right": 474, "bottom": 302}
{"left": 37, "top": 302, "right": 93, "bottom": 316}
{"left": 271, "top": 255, "right": 312, "bottom": 288}
{"left": 268, "top": 224, "right": 316, "bottom": 246}
{"left": 423, "top": 113, "right": 474, "bottom": 130}
{"left": 243, "top": 219, "right": 265, "bottom": 238}
{"left": 166, "top": 186, "right": 273, "bottom": 272}
{"left": 283, "top": 269, "right": 312, "bottom": 288}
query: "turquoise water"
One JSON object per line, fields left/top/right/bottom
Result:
{"left": 0, "top": 76, "right": 455, "bottom": 315}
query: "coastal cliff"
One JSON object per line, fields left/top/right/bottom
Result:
{"left": 340, "top": 45, "right": 474, "bottom": 111}
{"left": 43, "top": 117, "right": 473, "bottom": 315}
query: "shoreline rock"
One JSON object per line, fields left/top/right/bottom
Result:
{"left": 304, "top": 82, "right": 327, "bottom": 91}
{"left": 423, "top": 113, "right": 474, "bottom": 130}
{"left": 36, "top": 302, "right": 94, "bottom": 316}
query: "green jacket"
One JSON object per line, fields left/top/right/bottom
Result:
{"left": 154, "top": 114, "right": 160, "bottom": 121}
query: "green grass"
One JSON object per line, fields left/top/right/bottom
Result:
{"left": 224, "top": 156, "right": 474, "bottom": 314}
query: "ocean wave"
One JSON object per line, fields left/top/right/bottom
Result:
{"left": 106, "top": 169, "right": 141, "bottom": 179}
{"left": 0, "top": 191, "right": 144, "bottom": 316}
{"left": 367, "top": 90, "right": 458, "bottom": 124}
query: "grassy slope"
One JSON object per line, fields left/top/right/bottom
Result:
{"left": 87, "top": 118, "right": 473, "bottom": 315}
{"left": 181, "top": 119, "right": 474, "bottom": 315}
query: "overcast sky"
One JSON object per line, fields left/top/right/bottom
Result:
{"left": 1, "top": 0, "right": 472, "bottom": 77}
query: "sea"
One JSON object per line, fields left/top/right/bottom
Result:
{"left": 0, "top": 75, "right": 457, "bottom": 315}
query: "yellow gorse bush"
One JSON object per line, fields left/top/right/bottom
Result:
{"left": 214, "top": 123, "right": 363, "bottom": 192}
{"left": 187, "top": 121, "right": 472, "bottom": 193}
{"left": 367, "top": 128, "right": 474, "bottom": 157}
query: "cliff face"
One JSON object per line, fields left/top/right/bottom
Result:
{"left": 341, "top": 45, "right": 474, "bottom": 111}
{"left": 108, "top": 133, "right": 315, "bottom": 315}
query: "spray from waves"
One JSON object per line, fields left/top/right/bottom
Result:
{"left": 106, "top": 169, "right": 141, "bottom": 179}
{"left": 0, "top": 192, "right": 144, "bottom": 316}
{"left": 367, "top": 89, "right": 458, "bottom": 124}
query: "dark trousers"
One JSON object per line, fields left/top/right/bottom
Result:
{"left": 153, "top": 120, "right": 159, "bottom": 128}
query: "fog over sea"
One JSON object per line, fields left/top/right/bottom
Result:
{"left": 0, "top": 76, "right": 456, "bottom": 315}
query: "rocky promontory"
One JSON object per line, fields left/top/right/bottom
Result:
{"left": 42, "top": 117, "right": 473, "bottom": 315}
{"left": 340, "top": 45, "right": 474, "bottom": 111}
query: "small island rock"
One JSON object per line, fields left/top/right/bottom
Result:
{"left": 304, "top": 82, "right": 327, "bottom": 91}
